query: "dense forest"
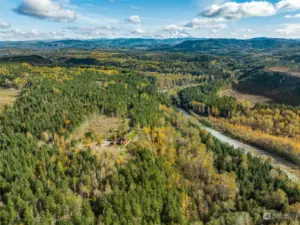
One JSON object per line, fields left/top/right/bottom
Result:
{"left": 235, "top": 67, "right": 300, "bottom": 106}
{"left": 0, "top": 47, "right": 300, "bottom": 224}
{"left": 178, "top": 82, "right": 300, "bottom": 167}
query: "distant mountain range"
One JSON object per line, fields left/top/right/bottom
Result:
{"left": 0, "top": 38, "right": 300, "bottom": 53}
{"left": 0, "top": 38, "right": 191, "bottom": 50}
{"left": 165, "top": 38, "right": 300, "bottom": 54}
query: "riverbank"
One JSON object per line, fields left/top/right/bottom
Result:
{"left": 178, "top": 108, "right": 300, "bottom": 183}
{"left": 188, "top": 111, "right": 300, "bottom": 166}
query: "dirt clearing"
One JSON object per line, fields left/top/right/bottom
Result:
{"left": 0, "top": 88, "right": 20, "bottom": 113}
{"left": 72, "top": 114, "right": 127, "bottom": 140}
{"left": 266, "top": 67, "right": 300, "bottom": 78}
{"left": 219, "top": 89, "right": 273, "bottom": 106}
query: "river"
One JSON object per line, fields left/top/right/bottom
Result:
{"left": 179, "top": 108, "right": 300, "bottom": 183}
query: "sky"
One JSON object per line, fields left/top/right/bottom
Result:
{"left": 0, "top": 0, "right": 300, "bottom": 40}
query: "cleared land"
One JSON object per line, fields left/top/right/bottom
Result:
{"left": 267, "top": 66, "right": 300, "bottom": 77}
{"left": 0, "top": 88, "right": 20, "bottom": 112}
{"left": 71, "top": 114, "right": 130, "bottom": 153}
{"left": 219, "top": 89, "right": 273, "bottom": 106}
{"left": 72, "top": 114, "right": 125, "bottom": 139}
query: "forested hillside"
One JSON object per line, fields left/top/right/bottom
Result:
{"left": 0, "top": 47, "right": 300, "bottom": 224}
{"left": 178, "top": 82, "right": 300, "bottom": 167}
{"left": 168, "top": 38, "right": 300, "bottom": 55}
{"left": 235, "top": 67, "right": 300, "bottom": 106}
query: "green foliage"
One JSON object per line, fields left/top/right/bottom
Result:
{"left": 0, "top": 49, "right": 299, "bottom": 225}
{"left": 0, "top": 69, "right": 162, "bottom": 224}
{"left": 179, "top": 81, "right": 241, "bottom": 118}
{"left": 94, "top": 150, "right": 186, "bottom": 225}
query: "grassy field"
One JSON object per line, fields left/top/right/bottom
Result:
{"left": 69, "top": 114, "right": 128, "bottom": 155}
{"left": 219, "top": 89, "right": 273, "bottom": 106}
{"left": 72, "top": 114, "right": 127, "bottom": 140}
{"left": 0, "top": 88, "right": 20, "bottom": 113}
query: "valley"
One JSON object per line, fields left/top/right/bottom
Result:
{"left": 0, "top": 38, "right": 300, "bottom": 224}
{"left": 179, "top": 108, "right": 300, "bottom": 183}
{"left": 2, "top": 0, "right": 300, "bottom": 222}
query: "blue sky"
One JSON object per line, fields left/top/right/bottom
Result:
{"left": 0, "top": 0, "right": 300, "bottom": 40}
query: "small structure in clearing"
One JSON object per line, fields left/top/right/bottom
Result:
{"left": 71, "top": 114, "right": 130, "bottom": 153}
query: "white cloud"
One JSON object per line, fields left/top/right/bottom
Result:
{"left": 164, "top": 24, "right": 188, "bottom": 32}
{"left": 275, "top": 23, "right": 300, "bottom": 35}
{"left": 0, "top": 28, "right": 64, "bottom": 40}
{"left": 243, "top": 34, "right": 249, "bottom": 39}
{"left": 134, "top": 28, "right": 145, "bottom": 34}
{"left": 157, "top": 30, "right": 192, "bottom": 39}
{"left": 276, "top": 0, "right": 300, "bottom": 10}
{"left": 0, "top": 21, "right": 11, "bottom": 29}
{"left": 201, "top": 1, "right": 276, "bottom": 20}
{"left": 14, "top": 0, "right": 76, "bottom": 22}
{"left": 131, "top": 28, "right": 147, "bottom": 36}
{"left": 236, "top": 28, "right": 253, "bottom": 32}
{"left": 210, "top": 23, "right": 228, "bottom": 29}
{"left": 284, "top": 13, "right": 300, "bottom": 18}
{"left": 65, "top": 25, "right": 117, "bottom": 37}
{"left": 125, "top": 15, "right": 141, "bottom": 23}
{"left": 163, "top": 17, "right": 228, "bottom": 38}
{"left": 185, "top": 18, "right": 228, "bottom": 29}
{"left": 66, "top": 25, "right": 116, "bottom": 32}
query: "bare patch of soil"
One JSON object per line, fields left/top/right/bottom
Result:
{"left": 0, "top": 88, "right": 20, "bottom": 113}
{"left": 219, "top": 89, "right": 273, "bottom": 106}
{"left": 267, "top": 67, "right": 300, "bottom": 78}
